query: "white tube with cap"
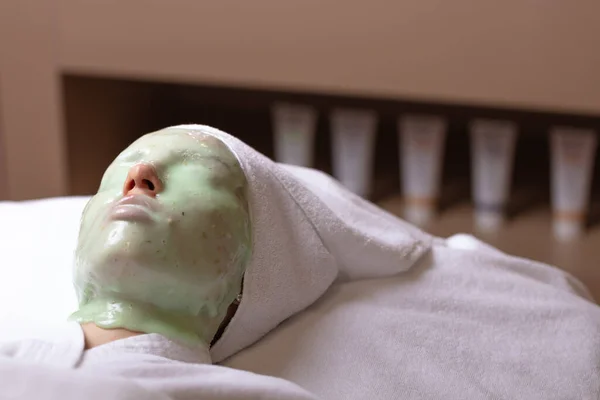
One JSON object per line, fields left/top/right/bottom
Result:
{"left": 272, "top": 103, "right": 317, "bottom": 167}
{"left": 330, "top": 109, "right": 378, "bottom": 198}
{"left": 550, "top": 127, "right": 597, "bottom": 241}
{"left": 470, "top": 119, "right": 518, "bottom": 232}
{"left": 399, "top": 115, "right": 447, "bottom": 226}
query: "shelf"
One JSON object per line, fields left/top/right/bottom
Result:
{"left": 378, "top": 195, "right": 600, "bottom": 302}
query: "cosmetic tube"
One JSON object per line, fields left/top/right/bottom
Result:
{"left": 550, "top": 127, "right": 597, "bottom": 240}
{"left": 330, "top": 109, "right": 378, "bottom": 198}
{"left": 470, "top": 119, "right": 518, "bottom": 231}
{"left": 399, "top": 115, "right": 447, "bottom": 226}
{"left": 271, "top": 103, "right": 317, "bottom": 167}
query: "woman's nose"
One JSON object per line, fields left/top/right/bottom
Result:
{"left": 123, "top": 163, "right": 163, "bottom": 197}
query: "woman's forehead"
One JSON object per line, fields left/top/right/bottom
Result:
{"left": 142, "top": 128, "right": 222, "bottom": 147}
{"left": 124, "top": 128, "right": 233, "bottom": 159}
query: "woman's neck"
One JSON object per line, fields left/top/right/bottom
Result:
{"left": 80, "top": 322, "right": 213, "bottom": 365}
{"left": 81, "top": 322, "right": 142, "bottom": 349}
{"left": 69, "top": 297, "right": 212, "bottom": 348}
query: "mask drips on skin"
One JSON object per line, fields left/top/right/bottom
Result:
{"left": 69, "top": 128, "right": 252, "bottom": 347}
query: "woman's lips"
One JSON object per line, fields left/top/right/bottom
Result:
{"left": 109, "top": 195, "right": 160, "bottom": 222}
{"left": 110, "top": 205, "right": 152, "bottom": 222}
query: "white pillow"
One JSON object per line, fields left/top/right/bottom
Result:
{"left": 0, "top": 196, "right": 90, "bottom": 342}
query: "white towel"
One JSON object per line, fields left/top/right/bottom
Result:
{"left": 172, "top": 125, "right": 432, "bottom": 362}
{"left": 224, "top": 238, "right": 600, "bottom": 399}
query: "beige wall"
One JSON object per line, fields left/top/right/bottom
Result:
{"left": 58, "top": 0, "right": 600, "bottom": 114}
{"left": 1, "top": 0, "right": 599, "bottom": 199}
{"left": 0, "top": 0, "right": 68, "bottom": 200}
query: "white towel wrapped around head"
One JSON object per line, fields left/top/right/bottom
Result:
{"left": 171, "top": 125, "right": 432, "bottom": 362}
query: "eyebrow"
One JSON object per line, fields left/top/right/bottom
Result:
{"left": 118, "top": 146, "right": 238, "bottom": 176}
{"left": 152, "top": 153, "right": 237, "bottom": 176}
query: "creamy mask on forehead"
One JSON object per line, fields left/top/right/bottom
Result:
{"left": 70, "top": 127, "right": 252, "bottom": 347}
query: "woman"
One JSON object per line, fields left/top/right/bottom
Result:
{"left": 1, "top": 124, "right": 429, "bottom": 399}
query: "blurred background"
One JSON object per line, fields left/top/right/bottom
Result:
{"left": 0, "top": 1, "right": 599, "bottom": 297}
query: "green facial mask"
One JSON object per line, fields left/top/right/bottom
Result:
{"left": 69, "top": 128, "right": 252, "bottom": 347}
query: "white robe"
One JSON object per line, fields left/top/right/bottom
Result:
{"left": 0, "top": 322, "right": 318, "bottom": 400}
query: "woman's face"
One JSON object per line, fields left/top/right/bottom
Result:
{"left": 73, "top": 128, "right": 251, "bottom": 343}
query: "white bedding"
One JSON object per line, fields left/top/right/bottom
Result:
{"left": 0, "top": 197, "right": 86, "bottom": 341}
{"left": 1, "top": 196, "right": 600, "bottom": 399}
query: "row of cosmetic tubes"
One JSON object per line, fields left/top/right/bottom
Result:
{"left": 272, "top": 103, "right": 598, "bottom": 241}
